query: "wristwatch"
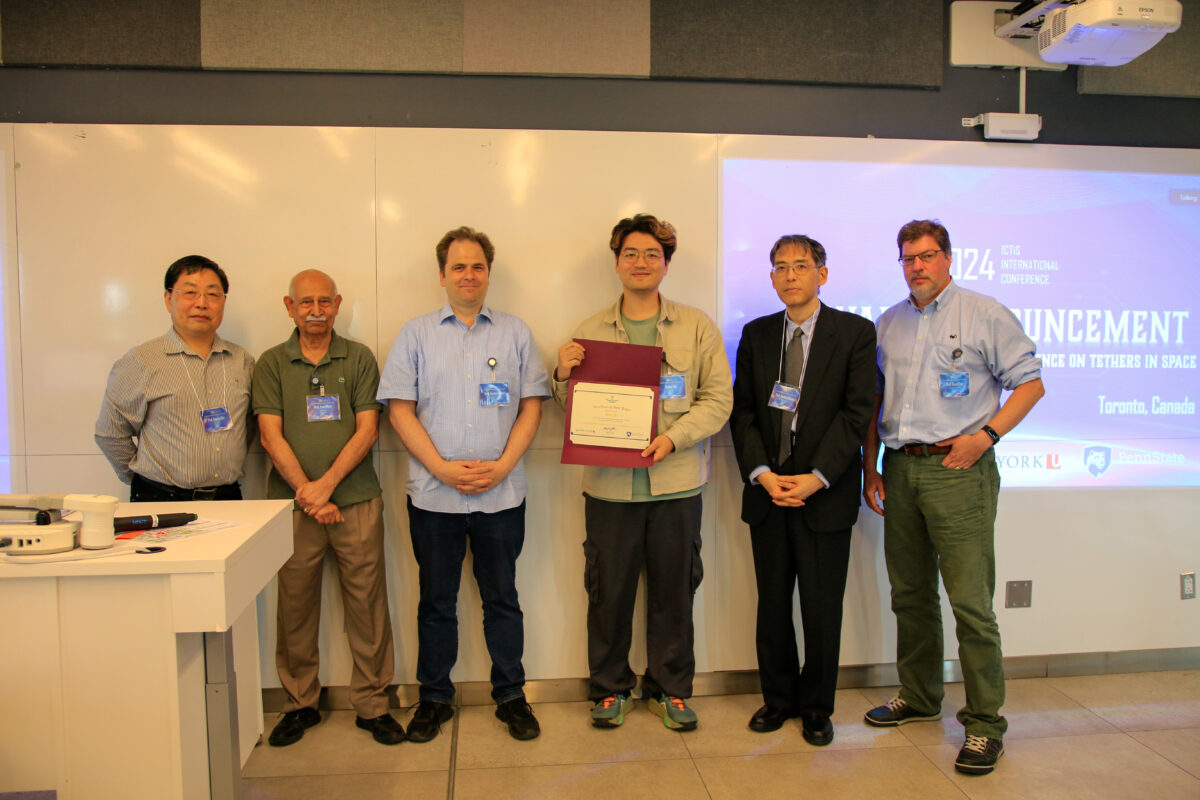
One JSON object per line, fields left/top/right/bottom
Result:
{"left": 981, "top": 425, "right": 1001, "bottom": 445}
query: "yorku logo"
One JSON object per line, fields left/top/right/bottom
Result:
{"left": 994, "top": 453, "right": 1062, "bottom": 470}
{"left": 1084, "top": 445, "right": 1112, "bottom": 478}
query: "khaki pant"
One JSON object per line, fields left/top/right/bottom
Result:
{"left": 275, "top": 496, "right": 394, "bottom": 718}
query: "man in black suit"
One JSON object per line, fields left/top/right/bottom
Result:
{"left": 730, "top": 234, "right": 876, "bottom": 745}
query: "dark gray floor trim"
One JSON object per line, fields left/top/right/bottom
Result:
{"left": 261, "top": 646, "right": 1199, "bottom": 711}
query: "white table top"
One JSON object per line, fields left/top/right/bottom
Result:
{"left": 0, "top": 500, "right": 291, "bottom": 578}
{"left": 0, "top": 499, "right": 293, "bottom": 632}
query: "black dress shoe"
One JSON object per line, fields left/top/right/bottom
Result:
{"left": 268, "top": 707, "right": 321, "bottom": 747}
{"left": 356, "top": 712, "right": 406, "bottom": 745}
{"left": 801, "top": 716, "right": 835, "bottom": 746}
{"left": 496, "top": 697, "right": 541, "bottom": 740}
{"left": 407, "top": 700, "right": 454, "bottom": 743}
{"left": 749, "top": 704, "right": 798, "bottom": 733}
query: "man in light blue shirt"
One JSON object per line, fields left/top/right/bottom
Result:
{"left": 862, "top": 220, "right": 1043, "bottom": 777}
{"left": 378, "top": 226, "right": 550, "bottom": 743}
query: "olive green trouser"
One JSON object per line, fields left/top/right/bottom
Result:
{"left": 882, "top": 447, "right": 1007, "bottom": 739}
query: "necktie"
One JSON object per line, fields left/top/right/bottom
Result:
{"left": 778, "top": 327, "right": 805, "bottom": 466}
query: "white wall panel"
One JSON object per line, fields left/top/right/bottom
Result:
{"left": 374, "top": 127, "right": 718, "bottom": 454}
{"left": 13, "top": 124, "right": 378, "bottom": 455}
{"left": 0, "top": 125, "right": 24, "bottom": 492}
{"left": 4, "top": 123, "right": 1194, "bottom": 705}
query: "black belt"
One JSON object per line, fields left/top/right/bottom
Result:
{"left": 133, "top": 473, "right": 236, "bottom": 500}
{"left": 893, "top": 443, "right": 953, "bottom": 456}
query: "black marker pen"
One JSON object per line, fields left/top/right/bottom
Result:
{"left": 113, "top": 513, "right": 198, "bottom": 533}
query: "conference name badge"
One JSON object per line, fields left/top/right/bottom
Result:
{"left": 307, "top": 394, "right": 341, "bottom": 421}
{"left": 201, "top": 406, "right": 233, "bottom": 433}
{"left": 479, "top": 382, "right": 511, "bottom": 407}
{"left": 768, "top": 382, "right": 801, "bottom": 413}
{"left": 939, "top": 372, "right": 970, "bottom": 398}
{"left": 659, "top": 374, "right": 686, "bottom": 400}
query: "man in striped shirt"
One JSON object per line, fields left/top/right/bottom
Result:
{"left": 95, "top": 255, "right": 254, "bottom": 501}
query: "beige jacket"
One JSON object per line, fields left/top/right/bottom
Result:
{"left": 553, "top": 295, "right": 733, "bottom": 500}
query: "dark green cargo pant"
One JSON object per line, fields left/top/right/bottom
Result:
{"left": 882, "top": 447, "right": 1007, "bottom": 739}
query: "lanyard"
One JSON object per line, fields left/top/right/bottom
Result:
{"left": 182, "top": 350, "right": 229, "bottom": 411}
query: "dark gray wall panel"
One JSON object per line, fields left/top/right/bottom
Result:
{"left": 0, "top": 0, "right": 200, "bottom": 68}
{"left": 650, "top": 0, "right": 942, "bottom": 88}
{"left": 0, "top": 65, "right": 1196, "bottom": 149}
{"left": 1078, "top": 0, "right": 1200, "bottom": 99}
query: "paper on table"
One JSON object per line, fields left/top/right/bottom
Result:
{"left": 569, "top": 382, "right": 655, "bottom": 449}
{"left": 116, "top": 518, "right": 240, "bottom": 543}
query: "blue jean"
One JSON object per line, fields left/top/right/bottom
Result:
{"left": 406, "top": 497, "right": 526, "bottom": 704}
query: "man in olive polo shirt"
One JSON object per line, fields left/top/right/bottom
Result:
{"left": 252, "top": 269, "right": 402, "bottom": 747}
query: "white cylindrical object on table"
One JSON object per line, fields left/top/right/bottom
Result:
{"left": 66, "top": 494, "right": 120, "bottom": 550}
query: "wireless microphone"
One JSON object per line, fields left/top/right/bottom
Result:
{"left": 113, "top": 513, "right": 198, "bottom": 533}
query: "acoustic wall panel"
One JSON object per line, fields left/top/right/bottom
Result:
{"left": 201, "top": 0, "right": 463, "bottom": 73}
{"left": 650, "top": 0, "right": 943, "bottom": 88}
{"left": 463, "top": 0, "right": 650, "bottom": 77}
{"left": 0, "top": 0, "right": 200, "bottom": 67}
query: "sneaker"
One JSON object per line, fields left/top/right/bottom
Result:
{"left": 406, "top": 700, "right": 454, "bottom": 743}
{"left": 590, "top": 693, "right": 633, "bottom": 728}
{"left": 268, "top": 707, "right": 321, "bottom": 747}
{"left": 955, "top": 734, "right": 1004, "bottom": 775}
{"left": 863, "top": 696, "right": 941, "bottom": 727}
{"left": 646, "top": 692, "right": 698, "bottom": 732}
{"left": 496, "top": 697, "right": 541, "bottom": 740}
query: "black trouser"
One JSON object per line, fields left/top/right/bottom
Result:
{"left": 130, "top": 472, "right": 242, "bottom": 502}
{"left": 582, "top": 493, "right": 703, "bottom": 701}
{"left": 750, "top": 504, "right": 852, "bottom": 721}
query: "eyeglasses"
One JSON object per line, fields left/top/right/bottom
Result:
{"left": 619, "top": 248, "right": 664, "bottom": 265}
{"left": 173, "top": 288, "right": 226, "bottom": 302}
{"left": 772, "top": 263, "right": 820, "bottom": 277}
{"left": 898, "top": 249, "right": 944, "bottom": 267}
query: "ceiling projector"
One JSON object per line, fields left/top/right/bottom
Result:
{"left": 1038, "top": 0, "right": 1183, "bottom": 65}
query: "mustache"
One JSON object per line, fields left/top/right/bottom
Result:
{"left": 304, "top": 314, "right": 327, "bottom": 323}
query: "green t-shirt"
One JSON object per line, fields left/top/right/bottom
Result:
{"left": 616, "top": 310, "right": 702, "bottom": 504}
{"left": 251, "top": 329, "right": 383, "bottom": 507}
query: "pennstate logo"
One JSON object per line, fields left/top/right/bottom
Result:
{"left": 1083, "top": 445, "right": 1112, "bottom": 477}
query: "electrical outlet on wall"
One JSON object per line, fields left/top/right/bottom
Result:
{"left": 1005, "top": 580, "right": 1033, "bottom": 608}
{"left": 1182, "top": 572, "right": 1196, "bottom": 600}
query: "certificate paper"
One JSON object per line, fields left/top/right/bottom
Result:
{"left": 569, "top": 382, "right": 654, "bottom": 449}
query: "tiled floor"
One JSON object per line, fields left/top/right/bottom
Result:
{"left": 243, "top": 670, "right": 1200, "bottom": 799}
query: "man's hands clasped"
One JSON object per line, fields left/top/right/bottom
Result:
{"left": 759, "top": 471, "right": 824, "bottom": 507}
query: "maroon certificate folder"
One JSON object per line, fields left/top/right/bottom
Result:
{"left": 561, "top": 338, "right": 662, "bottom": 468}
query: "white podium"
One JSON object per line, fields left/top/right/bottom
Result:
{"left": 0, "top": 499, "right": 292, "bottom": 800}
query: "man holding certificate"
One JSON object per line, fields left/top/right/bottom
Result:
{"left": 553, "top": 213, "right": 732, "bottom": 731}
{"left": 378, "top": 226, "right": 550, "bottom": 743}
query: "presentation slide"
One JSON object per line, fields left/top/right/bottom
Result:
{"left": 722, "top": 145, "right": 1200, "bottom": 488}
